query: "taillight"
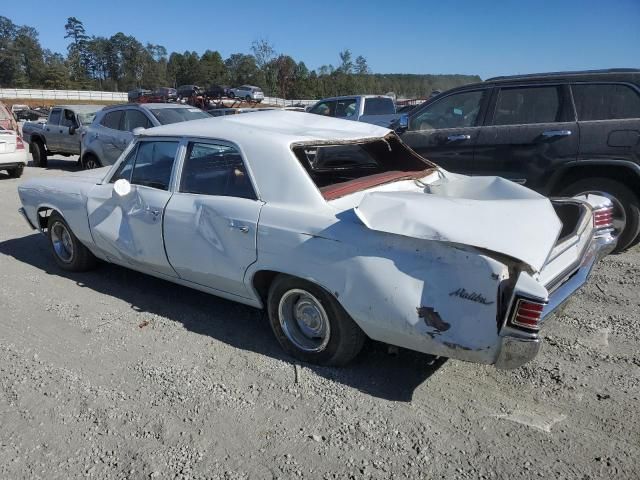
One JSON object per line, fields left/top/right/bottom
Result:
{"left": 510, "top": 298, "right": 545, "bottom": 331}
{"left": 16, "top": 136, "right": 25, "bottom": 150}
{"left": 593, "top": 206, "right": 614, "bottom": 230}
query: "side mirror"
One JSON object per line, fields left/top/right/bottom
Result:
{"left": 132, "top": 127, "right": 146, "bottom": 136}
{"left": 69, "top": 125, "right": 76, "bottom": 135}
{"left": 113, "top": 179, "right": 132, "bottom": 197}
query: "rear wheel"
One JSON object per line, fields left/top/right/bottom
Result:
{"left": 31, "top": 141, "right": 47, "bottom": 167}
{"left": 559, "top": 177, "right": 640, "bottom": 252}
{"left": 267, "top": 275, "right": 366, "bottom": 366}
{"left": 7, "top": 165, "right": 24, "bottom": 178}
{"left": 245, "top": 95, "right": 251, "bottom": 102}
{"left": 47, "top": 213, "right": 98, "bottom": 271}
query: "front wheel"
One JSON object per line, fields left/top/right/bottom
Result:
{"left": 267, "top": 275, "right": 366, "bottom": 366}
{"left": 82, "top": 154, "right": 102, "bottom": 170}
{"left": 559, "top": 177, "right": 640, "bottom": 252}
{"left": 228, "top": 92, "right": 235, "bottom": 99}
{"left": 47, "top": 213, "right": 98, "bottom": 271}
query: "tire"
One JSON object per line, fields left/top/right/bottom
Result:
{"left": 267, "top": 275, "right": 366, "bottom": 366}
{"left": 7, "top": 165, "right": 24, "bottom": 178}
{"left": 83, "top": 154, "right": 102, "bottom": 170}
{"left": 228, "top": 92, "right": 235, "bottom": 99}
{"left": 31, "top": 140, "right": 47, "bottom": 168}
{"left": 245, "top": 95, "right": 251, "bottom": 102}
{"left": 47, "top": 212, "right": 98, "bottom": 272}
{"left": 559, "top": 177, "right": 640, "bottom": 252}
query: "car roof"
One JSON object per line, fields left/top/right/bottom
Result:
{"left": 54, "top": 105, "right": 104, "bottom": 113}
{"left": 139, "top": 110, "right": 389, "bottom": 143}
{"left": 103, "top": 103, "right": 199, "bottom": 112}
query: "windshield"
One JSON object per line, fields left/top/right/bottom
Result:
{"left": 150, "top": 107, "right": 210, "bottom": 125}
{"left": 77, "top": 111, "right": 98, "bottom": 125}
{"left": 363, "top": 97, "right": 396, "bottom": 115}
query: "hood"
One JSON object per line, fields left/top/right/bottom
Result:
{"left": 64, "top": 166, "right": 111, "bottom": 182}
{"left": 354, "top": 175, "right": 562, "bottom": 272}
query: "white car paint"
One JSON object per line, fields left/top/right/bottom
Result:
{"left": 17, "top": 111, "right": 616, "bottom": 368}
{"left": 0, "top": 128, "right": 27, "bottom": 171}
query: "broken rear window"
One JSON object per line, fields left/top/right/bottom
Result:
{"left": 292, "top": 135, "right": 435, "bottom": 200}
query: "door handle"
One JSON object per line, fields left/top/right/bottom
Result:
{"left": 229, "top": 221, "right": 249, "bottom": 233}
{"left": 542, "top": 130, "right": 572, "bottom": 138}
{"left": 145, "top": 207, "right": 160, "bottom": 217}
{"left": 447, "top": 134, "right": 471, "bottom": 142}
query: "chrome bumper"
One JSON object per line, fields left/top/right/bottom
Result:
{"left": 495, "top": 230, "right": 616, "bottom": 369}
{"left": 18, "top": 207, "right": 37, "bottom": 230}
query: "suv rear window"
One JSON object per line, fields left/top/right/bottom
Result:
{"left": 149, "top": 107, "right": 210, "bottom": 125}
{"left": 493, "top": 86, "right": 563, "bottom": 125}
{"left": 363, "top": 97, "right": 395, "bottom": 115}
{"left": 572, "top": 84, "right": 640, "bottom": 121}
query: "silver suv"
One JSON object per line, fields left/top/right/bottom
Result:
{"left": 81, "top": 103, "right": 210, "bottom": 168}
{"left": 228, "top": 85, "right": 264, "bottom": 102}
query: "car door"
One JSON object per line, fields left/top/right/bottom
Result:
{"left": 335, "top": 98, "right": 358, "bottom": 121}
{"left": 119, "top": 108, "right": 152, "bottom": 150}
{"left": 94, "top": 109, "right": 125, "bottom": 165}
{"left": 163, "top": 140, "right": 263, "bottom": 299}
{"left": 59, "top": 108, "right": 80, "bottom": 153}
{"left": 473, "top": 84, "right": 578, "bottom": 191}
{"left": 308, "top": 100, "right": 337, "bottom": 117}
{"left": 401, "top": 89, "right": 488, "bottom": 173}
{"left": 44, "top": 108, "right": 62, "bottom": 150}
{"left": 86, "top": 139, "right": 181, "bottom": 277}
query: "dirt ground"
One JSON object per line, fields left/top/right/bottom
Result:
{"left": 1, "top": 158, "right": 638, "bottom": 480}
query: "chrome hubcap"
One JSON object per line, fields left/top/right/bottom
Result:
{"left": 578, "top": 190, "right": 626, "bottom": 234}
{"left": 85, "top": 158, "right": 99, "bottom": 169}
{"left": 278, "top": 289, "right": 330, "bottom": 352}
{"left": 51, "top": 222, "right": 74, "bottom": 263}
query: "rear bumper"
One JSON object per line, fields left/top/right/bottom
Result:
{"left": 495, "top": 230, "right": 616, "bottom": 369}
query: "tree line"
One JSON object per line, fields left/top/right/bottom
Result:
{"left": 0, "top": 16, "right": 481, "bottom": 99}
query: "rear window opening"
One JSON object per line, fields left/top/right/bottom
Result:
{"left": 292, "top": 135, "right": 435, "bottom": 200}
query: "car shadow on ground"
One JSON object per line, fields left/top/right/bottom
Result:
{"left": 29, "top": 157, "right": 83, "bottom": 172}
{"left": 0, "top": 233, "right": 447, "bottom": 402}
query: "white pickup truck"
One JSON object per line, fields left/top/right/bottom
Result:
{"left": 22, "top": 105, "right": 103, "bottom": 167}
{"left": 307, "top": 95, "right": 407, "bottom": 129}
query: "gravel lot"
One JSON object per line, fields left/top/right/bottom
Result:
{"left": 1, "top": 158, "right": 639, "bottom": 479}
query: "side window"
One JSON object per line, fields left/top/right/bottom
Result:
{"left": 101, "top": 110, "right": 123, "bottom": 130}
{"left": 336, "top": 98, "right": 358, "bottom": 118}
{"left": 180, "top": 142, "right": 256, "bottom": 199}
{"left": 130, "top": 141, "right": 179, "bottom": 190}
{"left": 110, "top": 146, "right": 138, "bottom": 183}
{"left": 572, "top": 84, "right": 640, "bottom": 121}
{"left": 122, "top": 109, "right": 151, "bottom": 131}
{"left": 410, "top": 91, "right": 484, "bottom": 130}
{"left": 310, "top": 101, "right": 336, "bottom": 117}
{"left": 493, "top": 86, "right": 562, "bottom": 125}
{"left": 60, "top": 109, "right": 77, "bottom": 127}
{"left": 49, "top": 109, "right": 62, "bottom": 125}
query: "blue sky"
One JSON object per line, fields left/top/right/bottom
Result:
{"left": 3, "top": 0, "right": 639, "bottom": 79}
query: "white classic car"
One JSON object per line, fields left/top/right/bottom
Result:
{"left": 18, "top": 111, "right": 616, "bottom": 368}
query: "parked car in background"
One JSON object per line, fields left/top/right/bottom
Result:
{"left": 204, "top": 85, "right": 229, "bottom": 99}
{"left": 308, "top": 95, "right": 407, "bottom": 129}
{"left": 176, "top": 85, "right": 202, "bottom": 99}
{"left": 152, "top": 87, "right": 178, "bottom": 102}
{"left": 22, "top": 105, "right": 103, "bottom": 167}
{"left": 127, "top": 88, "right": 152, "bottom": 103}
{"left": 0, "top": 101, "right": 19, "bottom": 133}
{"left": 399, "top": 69, "right": 640, "bottom": 251}
{"left": 17, "top": 111, "right": 616, "bottom": 368}
{"left": 81, "top": 103, "right": 210, "bottom": 168}
{"left": 228, "top": 85, "right": 264, "bottom": 102}
{"left": 15, "top": 108, "right": 47, "bottom": 122}
{"left": 0, "top": 126, "right": 27, "bottom": 178}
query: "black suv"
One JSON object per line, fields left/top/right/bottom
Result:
{"left": 400, "top": 69, "right": 640, "bottom": 251}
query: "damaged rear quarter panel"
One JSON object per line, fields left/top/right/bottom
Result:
{"left": 248, "top": 204, "right": 510, "bottom": 364}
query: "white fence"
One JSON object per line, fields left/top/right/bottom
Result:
{"left": 0, "top": 88, "right": 316, "bottom": 106}
{"left": 0, "top": 88, "right": 127, "bottom": 102}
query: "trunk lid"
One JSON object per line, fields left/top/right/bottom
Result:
{"left": 354, "top": 175, "right": 564, "bottom": 272}
{"left": 0, "top": 130, "right": 17, "bottom": 154}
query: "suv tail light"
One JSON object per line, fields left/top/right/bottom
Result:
{"left": 593, "top": 205, "right": 614, "bottom": 230}
{"left": 510, "top": 298, "right": 546, "bottom": 331}
{"left": 16, "top": 136, "right": 25, "bottom": 150}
